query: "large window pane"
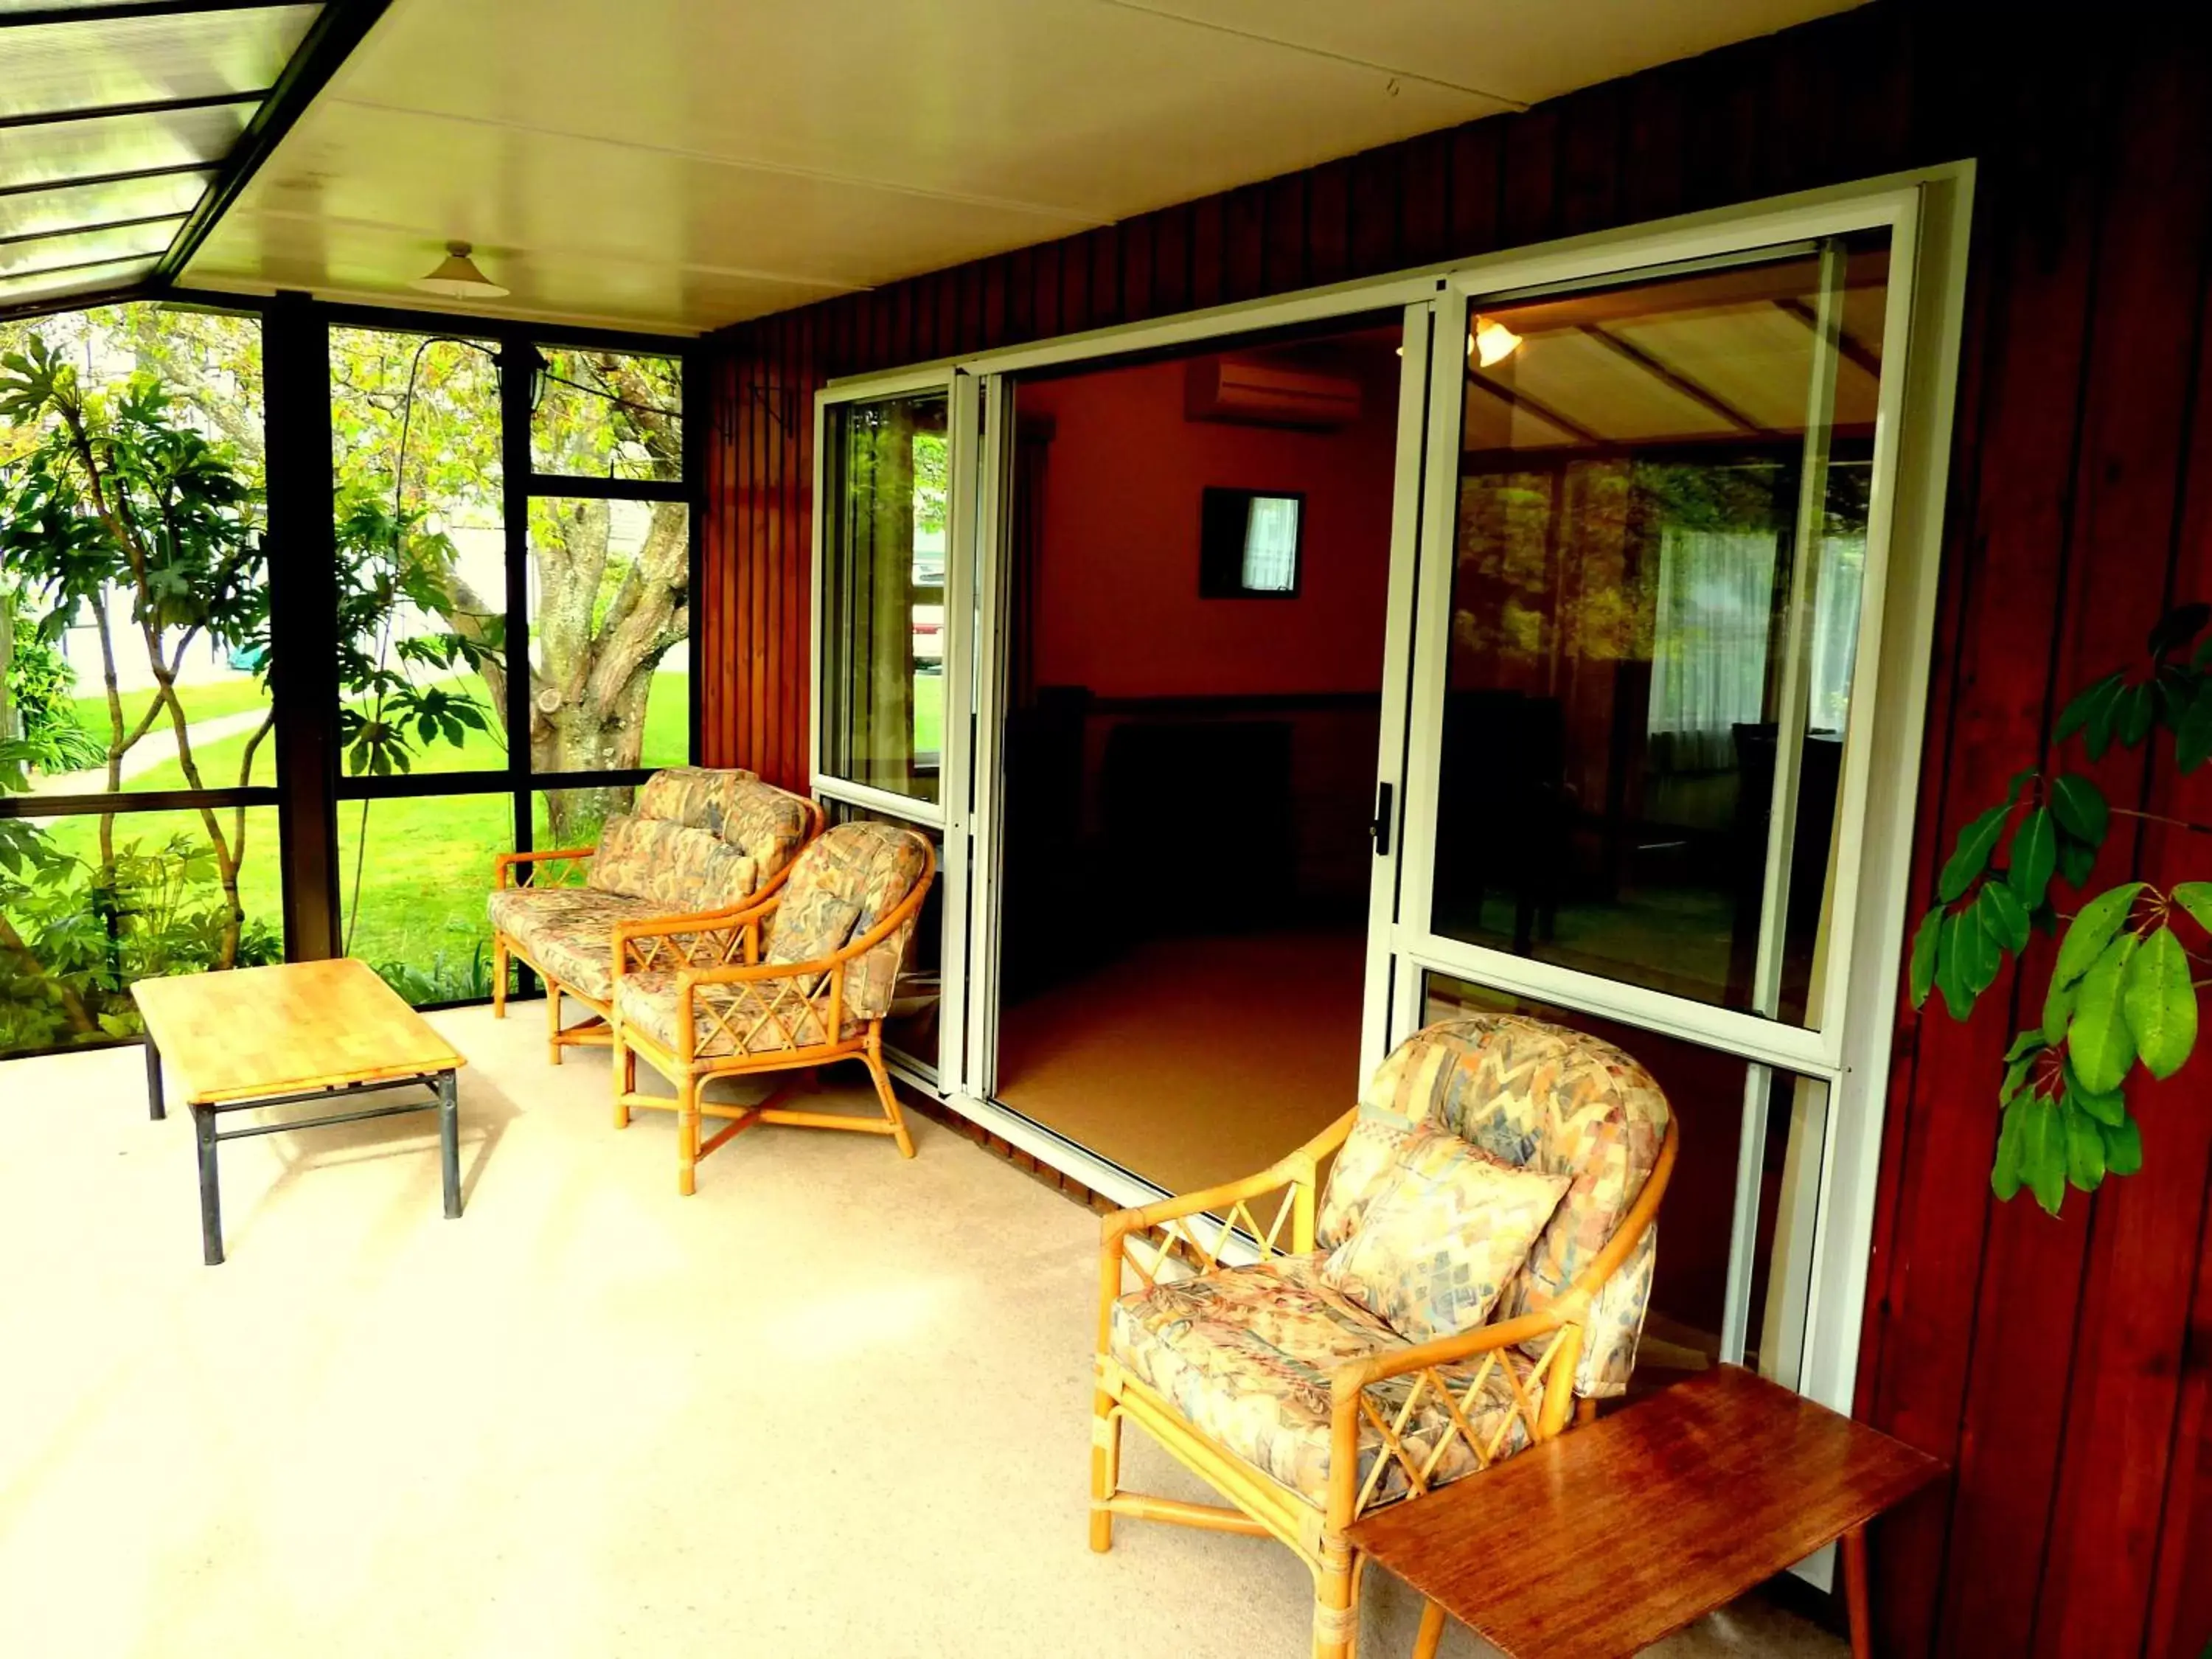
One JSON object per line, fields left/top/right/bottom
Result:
{"left": 534, "top": 785, "right": 634, "bottom": 860}
{"left": 1422, "top": 971, "right": 1827, "bottom": 1385}
{"left": 1433, "top": 236, "right": 1888, "bottom": 1025}
{"left": 529, "top": 348, "right": 681, "bottom": 482}
{"left": 821, "top": 393, "right": 949, "bottom": 805}
{"left": 0, "top": 804, "right": 281, "bottom": 1057}
{"left": 0, "top": 304, "right": 271, "bottom": 796}
{"left": 330, "top": 328, "right": 509, "bottom": 778}
{"left": 338, "top": 792, "right": 514, "bottom": 1006}
{"left": 526, "top": 495, "right": 690, "bottom": 778}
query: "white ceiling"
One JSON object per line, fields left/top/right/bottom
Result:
{"left": 181, "top": 0, "right": 1863, "bottom": 337}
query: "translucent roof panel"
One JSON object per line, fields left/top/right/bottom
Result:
{"left": 0, "top": 254, "right": 156, "bottom": 305}
{"left": 0, "top": 169, "right": 215, "bottom": 241}
{"left": 0, "top": 5, "right": 319, "bottom": 122}
{"left": 0, "top": 216, "right": 188, "bottom": 279}
{"left": 0, "top": 101, "right": 254, "bottom": 192}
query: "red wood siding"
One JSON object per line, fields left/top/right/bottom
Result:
{"left": 700, "top": 8, "right": 2212, "bottom": 1652}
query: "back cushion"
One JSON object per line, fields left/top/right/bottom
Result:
{"left": 721, "top": 780, "right": 812, "bottom": 878}
{"left": 589, "top": 814, "right": 757, "bottom": 911}
{"left": 764, "top": 821, "right": 932, "bottom": 1023}
{"left": 634, "top": 768, "right": 756, "bottom": 832}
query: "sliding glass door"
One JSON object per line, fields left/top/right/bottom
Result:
{"left": 1372, "top": 192, "right": 1935, "bottom": 1409}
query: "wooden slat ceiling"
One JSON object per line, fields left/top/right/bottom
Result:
{"left": 176, "top": 0, "right": 1863, "bottom": 336}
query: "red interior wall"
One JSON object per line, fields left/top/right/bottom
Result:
{"left": 1016, "top": 354, "right": 1398, "bottom": 698}
{"left": 701, "top": 9, "right": 2212, "bottom": 1653}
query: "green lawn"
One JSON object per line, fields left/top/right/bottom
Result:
{"left": 914, "top": 669, "right": 943, "bottom": 754}
{"left": 27, "top": 668, "right": 695, "bottom": 1005}
{"left": 68, "top": 678, "right": 271, "bottom": 737}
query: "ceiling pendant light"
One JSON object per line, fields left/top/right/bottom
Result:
{"left": 1470, "top": 315, "right": 1523, "bottom": 368}
{"left": 413, "top": 240, "right": 509, "bottom": 299}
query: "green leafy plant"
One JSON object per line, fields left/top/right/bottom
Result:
{"left": 1910, "top": 601, "right": 2212, "bottom": 1214}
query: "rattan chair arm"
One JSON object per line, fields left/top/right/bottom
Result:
{"left": 1102, "top": 1110, "right": 1356, "bottom": 1242}
{"left": 1329, "top": 1307, "right": 1574, "bottom": 1398}
{"left": 492, "top": 846, "right": 596, "bottom": 888}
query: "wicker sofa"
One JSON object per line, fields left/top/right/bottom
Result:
{"left": 488, "top": 768, "right": 821, "bottom": 1063}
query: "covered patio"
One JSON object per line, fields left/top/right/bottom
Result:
{"left": 4, "top": 4, "right": 2211, "bottom": 1658}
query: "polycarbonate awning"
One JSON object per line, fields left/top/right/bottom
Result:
{"left": 0, "top": 1, "right": 380, "bottom": 315}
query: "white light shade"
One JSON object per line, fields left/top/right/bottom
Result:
{"left": 413, "top": 241, "right": 508, "bottom": 299}
{"left": 1471, "top": 316, "right": 1522, "bottom": 368}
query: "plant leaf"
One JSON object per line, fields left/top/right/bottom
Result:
{"left": 2055, "top": 671, "right": 2125, "bottom": 743}
{"left": 2049, "top": 773, "right": 2110, "bottom": 847}
{"left": 2174, "top": 880, "right": 2212, "bottom": 936}
{"left": 1980, "top": 882, "right": 2031, "bottom": 954}
{"left": 2061, "top": 1056, "right": 2128, "bottom": 1127}
{"left": 1937, "top": 910, "right": 1978, "bottom": 1020}
{"left": 2056, "top": 835, "right": 2099, "bottom": 890}
{"left": 2101, "top": 1113, "right": 2144, "bottom": 1178}
{"left": 2020, "top": 1095, "right": 2067, "bottom": 1214}
{"left": 1908, "top": 908, "right": 1944, "bottom": 1009}
{"left": 2123, "top": 924, "right": 2198, "bottom": 1079}
{"left": 2148, "top": 600, "right": 2211, "bottom": 657}
{"left": 2180, "top": 691, "right": 2212, "bottom": 774}
{"left": 2118, "top": 681, "right": 2159, "bottom": 747}
{"left": 2008, "top": 807, "right": 2058, "bottom": 910}
{"left": 2043, "top": 970, "right": 2079, "bottom": 1046}
{"left": 1938, "top": 804, "right": 2011, "bottom": 903}
{"left": 1992, "top": 1098, "right": 2027, "bottom": 1201}
{"left": 2052, "top": 883, "right": 2145, "bottom": 990}
{"left": 2068, "top": 930, "right": 2142, "bottom": 1095}
{"left": 1960, "top": 902, "right": 2004, "bottom": 997}
{"left": 2004, "top": 1029, "right": 2048, "bottom": 1062}
{"left": 2064, "top": 1099, "right": 2107, "bottom": 1192}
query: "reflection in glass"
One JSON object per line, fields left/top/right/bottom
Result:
{"left": 529, "top": 349, "right": 682, "bottom": 482}
{"left": 526, "top": 493, "right": 691, "bottom": 818}
{"left": 1435, "top": 235, "right": 1888, "bottom": 1024}
{"left": 1422, "top": 971, "right": 1826, "bottom": 1384}
{"left": 0, "top": 806, "right": 282, "bottom": 1057}
{"left": 825, "top": 799, "right": 942, "bottom": 1074}
{"left": 821, "top": 394, "right": 950, "bottom": 804}
{"left": 330, "top": 328, "right": 509, "bottom": 778}
{"left": 339, "top": 791, "right": 515, "bottom": 1007}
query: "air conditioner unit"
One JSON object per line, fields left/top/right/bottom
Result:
{"left": 1185, "top": 357, "right": 1363, "bottom": 429}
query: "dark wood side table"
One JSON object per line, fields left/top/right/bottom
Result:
{"left": 1344, "top": 1364, "right": 1943, "bottom": 1659}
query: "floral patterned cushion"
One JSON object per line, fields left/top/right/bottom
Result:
{"left": 588, "top": 814, "right": 759, "bottom": 913}
{"left": 1321, "top": 1127, "right": 1570, "bottom": 1343}
{"left": 720, "top": 779, "right": 812, "bottom": 882}
{"left": 634, "top": 767, "right": 754, "bottom": 830}
{"left": 488, "top": 887, "right": 664, "bottom": 1005}
{"left": 764, "top": 821, "right": 931, "bottom": 1023}
{"left": 1338, "top": 1015, "right": 1671, "bottom": 1397}
{"left": 614, "top": 968, "right": 837, "bottom": 1057}
{"left": 1109, "top": 1253, "right": 1540, "bottom": 1509}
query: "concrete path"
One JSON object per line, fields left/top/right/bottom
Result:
{"left": 30, "top": 708, "right": 272, "bottom": 796}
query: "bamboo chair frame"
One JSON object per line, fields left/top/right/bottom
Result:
{"left": 487, "top": 795, "right": 825, "bottom": 1065}
{"left": 609, "top": 838, "right": 936, "bottom": 1196}
{"left": 1091, "top": 1109, "right": 1677, "bottom": 1659}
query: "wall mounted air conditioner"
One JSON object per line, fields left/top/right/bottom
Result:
{"left": 1184, "top": 358, "right": 1363, "bottom": 429}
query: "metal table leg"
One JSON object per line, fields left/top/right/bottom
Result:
{"left": 192, "top": 1105, "right": 223, "bottom": 1266}
{"left": 438, "top": 1069, "right": 462, "bottom": 1220}
{"left": 145, "top": 1035, "right": 164, "bottom": 1121}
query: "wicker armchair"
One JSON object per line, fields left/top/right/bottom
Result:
{"left": 610, "top": 819, "right": 936, "bottom": 1195}
{"left": 1091, "top": 1014, "right": 1676, "bottom": 1659}
{"left": 489, "top": 768, "right": 821, "bottom": 1065}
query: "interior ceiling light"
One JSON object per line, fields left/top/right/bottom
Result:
{"left": 1471, "top": 316, "right": 1523, "bottom": 368}
{"left": 413, "top": 241, "right": 509, "bottom": 300}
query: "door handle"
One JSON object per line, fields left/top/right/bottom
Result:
{"left": 1371, "top": 782, "right": 1394, "bottom": 858}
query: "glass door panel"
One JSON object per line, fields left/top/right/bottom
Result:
{"left": 1428, "top": 234, "right": 1888, "bottom": 1027}
{"left": 819, "top": 390, "right": 952, "bottom": 809}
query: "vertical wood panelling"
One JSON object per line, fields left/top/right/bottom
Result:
{"left": 698, "top": 12, "right": 2212, "bottom": 1650}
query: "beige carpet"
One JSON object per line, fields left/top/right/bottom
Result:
{"left": 0, "top": 1004, "right": 1843, "bottom": 1659}
{"left": 997, "top": 930, "right": 1368, "bottom": 1194}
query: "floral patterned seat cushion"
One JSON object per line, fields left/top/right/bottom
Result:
{"left": 1319, "top": 1015, "right": 1671, "bottom": 1397}
{"left": 1321, "top": 1127, "right": 1571, "bottom": 1343}
{"left": 1109, "top": 1253, "right": 1540, "bottom": 1509}
{"left": 720, "top": 781, "right": 812, "bottom": 882}
{"left": 613, "top": 969, "right": 836, "bottom": 1057}
{"left": 762, "top": 821, "right": 932, "bottom": 1023}
{"left": 487, "top": 888, "right": 665, "bottom": 1005}
{"left": 588, "top": 814, "right": 759, "bottom": 913}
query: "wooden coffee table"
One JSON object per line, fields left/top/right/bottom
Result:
{"left": 133, "top": 959, "right": 467, "bottom": 1266}
{"left": 1346, "top": 1364, "right": 1943, "bottom": 1659}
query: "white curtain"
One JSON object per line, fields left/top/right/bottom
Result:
{"left": 1646, "top": 526, "right": 1778, "bottom": 771}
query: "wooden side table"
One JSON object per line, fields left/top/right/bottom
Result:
{"left": 1345, "top": 1364, "right": 1943, "bottom": 1659}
